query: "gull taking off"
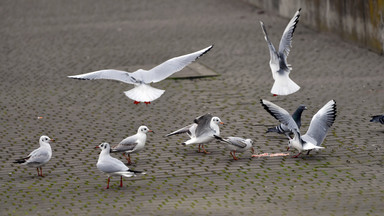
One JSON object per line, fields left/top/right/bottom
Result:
{"left": 166, "top": 113, "right": 224, "bottom": 154}
{"left": 111, "top": 126, "right": 153, "bottom": 165}
{"left": 261, "top": 99, "right": 337, "bottom": 158}
{"left": 68, "top": 45, "right": 213, "bottom": 104}
{"left": 13, "top": 135, "right": 54, "bottom": 177}
{"left": 96, "top": 143, "right": 145, "bottom": 189}
{"left": 260, "top": 9, "right": 301, "bottom": 96}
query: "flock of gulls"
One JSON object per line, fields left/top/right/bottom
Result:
{"left": 13, "top": 9, "right": 383, "bottom": 189}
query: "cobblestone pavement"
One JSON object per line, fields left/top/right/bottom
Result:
{"left": 1, "top": 0, "right": 383, "bottom": 215}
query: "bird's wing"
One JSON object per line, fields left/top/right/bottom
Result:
{"left": 278, "top": 8, "right": 301, "bottom": 63}
{"left": 166, "top": 124, "right": 195, "bottom": 137}
{"left": 370, "top": 115, "right": 384, "bottom": 124}
{"left": 98, "top": 156, "right": 129, "bottom": 173}
{"left": 260, "top": 99, "right": 299, "bottom": 131}
{"left": 260, "top": 21, "right": 279, "bottom": 67}
{"left": 112, "top": 136, "right": 138, "bottom": 152}
{"left": 68, "top": 69, "right": 136, "bottom": 84}
{"left": 302, "top": 100, "right": 337, "bottom": 146}
{"left": 27, "top": 148, "right": 50, "bottom": 164}
{"left": 226, "top": 137, "right": 247, "bottom": 148}
{"left": 194, "top": 113, "right": 214, "bottom": 137}
{"left": 134, "top": 45, "right": 213, "bottom": 84}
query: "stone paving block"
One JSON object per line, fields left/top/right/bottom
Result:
{"left": 1, "top": 0, "right": 384, "bottom": 215}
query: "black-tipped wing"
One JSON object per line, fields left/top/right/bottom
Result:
{"left": 278, "top": 8, "right": 301, "bottom": 61}
{"left": 68, "top": 69, "right": 136, "bottom": 84}
{"left": 260, "top": 99, "right": 299, "bottom": 131}
{"left": 194, "top": 113, "right": 214, "bottom": 137}
{"left": 260, "top": 21, "right": 279, "bottom": 67}
{"left": 137, "top": 45, "right": 213, "bottom": 84}
{"left": 166, "top": 124, "right": 195, "bottom": 137}
{"left": 302, "top": 100, "right": 337, "bottom": 146}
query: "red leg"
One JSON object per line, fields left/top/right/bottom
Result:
{"left": 134, "top": 101, "right": 140, "bottom": 105}
{"left": 201, "top": 144, "right": 210, "bottom": 154}
{"left": 287, "top": 147, "right": 290, "bottom": 151}
{"left": 120, "top": 176, "right": 123, "bottom": 187}
{"left": 40, "top": 167, "right": 44, "bottom": 177}
{"left": 232, "top": 151, "right": 239, "bottom": 160}
{"left": 197, "top": 144, "right": 202, "bottom": 153}
{"left": 124, "top": 153, "right": 132, "bottom": 165}
{"left": 251, "top": 147, "right": 255, "bottom": 154}
{"left": 36, "top": 168, "right": 40, "bottom": 176}
{"left": 292, "top": 152, "right": 301, "bottom": 158}
{"left": 273, "top": 94, "right": 278, "bottom": 96}
{"left": 144, "top": 101, "right": 151, "bottom": 105}
{"left": 106, "top": 177, "right": 110, "bottom": 189}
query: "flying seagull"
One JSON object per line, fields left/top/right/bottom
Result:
{"left": 266, "top": 104, "right": 307, "bottom": 138}
{"left": 96, "top": 142, "right": 145, "bottom": 189}
{"left": 68, "top": 45, "right": 213, "bottom": 104}
{"left": 260, "top": 9, "right": 301, "bottom": 96}
{"left": 166, "top": 113, "right": 224, "bottom": 154}
{"left": 214, "top": 135, "right": 254, "bottom": 160}
{"left": 111, "top": 126, "right": 153, "bottom": 165}
{"left": 13, "top": 135, "right": 54, "bottom": 177}
{"left": 261, "top": 99, "right": 337, "bottom": 158}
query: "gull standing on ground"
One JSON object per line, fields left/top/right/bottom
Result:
{"left": 261, "top": 99, "right": 337, "bottom": 158}
{"left": 110, "top": 126, "right": 153, "bottom": 165}
{"left": 68, "top": 45, "right": 213, "bottom": 104}
{"left": 13, "top": 135, "right": 54, "bottom": 177}
{"left": 266, "top": 104, "right": 307, "bottom": 139}
{"left": 370, "top": 115, "right": 384, "bottom": 124}
{"left": 260, "top": 9, "right": 301, "bottom": 96}
{"left": 96, "top": 142, "right": 145, "bottom": 189}
{"left": 214, "top": 135, "right": 254, "bottom": 160}
{"left": 166, "top": 113, "right": 224, "bottom": 154}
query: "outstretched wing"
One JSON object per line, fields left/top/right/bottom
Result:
{"left": 68, "top": 69, "right": 136, "bottom": 84}
{"left": 260, "top": 21, "right": 279, "bottom": 70}
{"left": 302, "top": 100, "right": 337, "bottom": 146}
{"left": 260, "top": 99, "right": 299, "bottom": 131}
{"left": 166, "top": 124, "right": 196, "bottom": 137}
{"left": 278, "top": 8, "right": 301, "bottom": 63}
{"left": 136, "top": 45, "right": 213, "bottom": 84}
{"left": 194, "top": 113, "right": 214, "bottom": 137}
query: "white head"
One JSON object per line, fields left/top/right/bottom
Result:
{"left": 40, "top": 135, "right": 54, "bottom": 144}
{"left": 245, "top": 139, "right": 254, "bottom": 146}
{"left": 211, "top": 117, "right": 224, "bottom": 126}
{"left": 137, "top": 126, "right": 153, "bottom": 134}
{"left": 96, "top": 142, "right": 111, "bottom": 152}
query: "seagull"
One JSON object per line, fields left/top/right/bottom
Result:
{"left": 110, "top": 126, "right": 153, "bottom": 165}
{"left": 260, "top": 99, "right": 337, "bottom": 158}
{"left": 370, "top": 115, "right": 384, "bottom": 124}
{"left": 68, "top": 45, "right": 213, "bottom": 104}
{"left": 266, "top": 104, "right": 307, "bottom": 139}
{"left": 13, "top": 135, "right": 54, "bottom": 177}
{"left": 166, "top": 113, "right": 224, "bottom": 154}
{"left": 95, "top": 142, "right": 145, "bottom": 189}
{"left": 214, "top": 135, "right": 254, "bottom": 160}
{"left": 260, "top": 8, "right": 301, "bottom": 96}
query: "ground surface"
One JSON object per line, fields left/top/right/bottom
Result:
{"left": 1, "top": 0, "right": 383, "bottom": 215}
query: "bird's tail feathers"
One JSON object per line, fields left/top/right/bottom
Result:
{"left": 124, "top": 84, "right": 165, "bottom": 102}
{"left": 13, "top": 157, "right": 29, "bottom": 164}
{"left": 271, "top": 75, "right": 300, "bottom": 96}
{"left": 266, "top": 127, "right": 279, "bottom": 133}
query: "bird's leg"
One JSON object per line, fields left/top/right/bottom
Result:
{"left": 120, "top": 176, "right": 123, "bottom": 187}
{"left": 201, "top": 144, "right": 210, "bottom": 154}
{"left": 105, "top": 177, "right": 110, "bottom": 189}
{"left": 134, "top": 101, "right": 140, "bottom": 105}
{"left": 144, "top": 101, "right": 151, "bottom": 105}
{"left": 292, "top": 152, "right": 301, "bottom": 158}
{"left": 273, "top": 94, "right": 278, "bottom": 97}
{"left": 251, "top": 147, "right": 255, "bottom": 154}
{"left": 36, "top": 168, "right": 40, "bottom": 176}
{"left": 287, "top": 147, "right": 290, "bottom": 151}
{"left": 232, "top": 151, "right": 239, "bottom": 160}
{"left": 40, "top": 167, "right": 44, "bottom": 177}
{"left": 306, "top": 150, "right": 312, "bottom": 155}
{"left": 124, "top": 153, "right": 132, "bottom": 165}
{"left": 197, "top": 144, "right": 203, "bottom": 153}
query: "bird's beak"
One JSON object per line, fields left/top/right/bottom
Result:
{"left": 220, "top": 122, "right": 224, "bottom": 125}
{"left": 50, "top": 139, "right": 55, "bottom": 142}
{"left": 149, "top": 130, "right": 155, "bottom": 133}
{"left": 94, "top": 146, "right": 100, "bottom": 149}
